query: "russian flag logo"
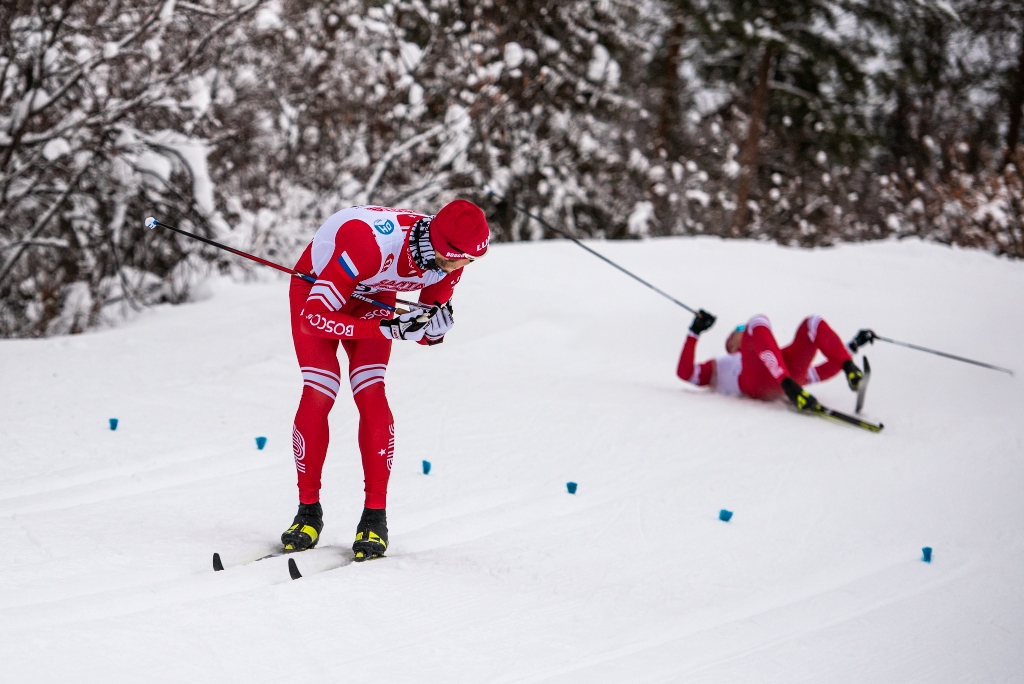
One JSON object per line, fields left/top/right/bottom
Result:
{"left": 337, "top": 251, "right": 359, "bottom": 279}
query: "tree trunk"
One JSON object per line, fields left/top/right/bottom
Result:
{"left": 732, "top": 43, "right": 774, "bottom": 235}
{"left": 656, "top": 13, "right": 686, "bottom": 156}
{"left": 1004, "top": 26, "right": 1024, "bottom": 169}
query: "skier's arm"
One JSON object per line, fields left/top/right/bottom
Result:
{"left": 299, "top": 224, "right": 387, "bottom": 340}
{"left": 418, "top": 268, "right": 463, "bottom": 308}
{"left": 415, "top": 268, "right": 463, "bottom": 345}
{"left": 677, "top": 332, "right": 715, "bottom": 386}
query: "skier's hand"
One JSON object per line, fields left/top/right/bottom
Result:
{"left": 689, "top": 309, "right": 716, "bottom": 335}
{"left": 380, "top": 307, "right": 436, "bottom": 341}
{"left": 422, "top": 301, "right": 454, "bottom": 345}
{"left": 781, "top": 377, "right": 820, "bottom": 412}
{"left": 848, "top": 329, "right": 876, "bottom": 353}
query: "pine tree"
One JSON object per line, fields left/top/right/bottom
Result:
{"left": 687, "top": 0, "right": 882, "bottom": 233}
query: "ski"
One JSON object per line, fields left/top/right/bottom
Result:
{"left": 809, "top": 403, "right": 883, "bottom": 433}
{"left": 212, "top": 547, "right": 308, "bottom": 572}
{"left": 285, "top": 549, "right": 361, "bottom": 579}
{"left": 288, "top": 558, "right": 302, "bottom": 580}
{"left": 855, "top": 356, "right": 871, "bottom": 414}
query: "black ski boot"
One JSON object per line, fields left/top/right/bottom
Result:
{"left": 781, "top": 377, "right": 820, "bottom": 412}
{"left": 352, "top": 507, "right": 388, "bottom": 562}
{"left": 281, "top": 502, "right": 323, "bottom": 552}
{"left": 842, "top": 359, "right": 864, "bottom": 392}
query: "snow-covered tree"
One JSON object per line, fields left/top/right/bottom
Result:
{"left": 0, "top": 0, "right": 263, "bottom": 336}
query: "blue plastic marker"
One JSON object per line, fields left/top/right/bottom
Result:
{"left": 109, "top": 418, "right": 118, "bottom": 431}
{"left": 422, "top": 460, "right": 431, "bottom": 475}
{"left": 255, "top": 436, "right": 267, "bottom": 450}
{"left": 922, "top": 547, "right": 932, "bottom": 563}
{"left": 719, "top": 509, "right": 733, "bottom": 522}
{"left": 566, "top": 482, "right": 578, "bottom": 494}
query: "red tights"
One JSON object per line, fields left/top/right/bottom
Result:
{"left": 289, "top": 279, "right": 395, "bottom": 508}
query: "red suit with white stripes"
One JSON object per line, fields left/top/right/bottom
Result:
{"left": 677, "top": 315, "right": 852, "bottom": 400}
{"left": 290, "top": 206, "right": 462, "bottom": 509}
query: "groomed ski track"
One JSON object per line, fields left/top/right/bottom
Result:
{"left": 1, "top": 236, "right": 1022, "bottom": 682}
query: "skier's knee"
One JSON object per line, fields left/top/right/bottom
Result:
{"left": 300, "top": 366, "right": 341, "bottom": 405}
{"left": 746, "top": 314, "right": 772, "bottom": 334}
{"left": 802, "top": 315, "right": 823, "bottom": 342}
{"left": 352, "top": 381, "right": 388, "bottom": 412}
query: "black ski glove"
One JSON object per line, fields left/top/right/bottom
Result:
{"left": 689, "top": 309, "right": 717, "bottom": 335}
{"left": 848, "top": 329, "right": 876, "bottom": 353}
{"left": 781, "top": 377, "right": 820, "bottom": 412}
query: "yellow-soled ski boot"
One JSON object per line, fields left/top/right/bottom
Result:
{"left": 842, "top": 359, "right": 864, "bottom": 392}
{"left": 281, "top": 502, "right": 323, "bottom": 552}
{"left": 352, "top": 507, "right": 387, "bottom": 562}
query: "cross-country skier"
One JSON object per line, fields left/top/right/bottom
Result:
{"left": 285, "top": 200, "right": 489, "bottom": 561}
{"left": 677, "top": 311, "right": 864, "bottom": 410}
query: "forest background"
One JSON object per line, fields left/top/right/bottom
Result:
{"left": 2, "top": 0, "right": 1022, "bottom": 337}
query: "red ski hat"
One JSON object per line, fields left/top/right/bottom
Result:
{"left": 430, "top": 199, "right": 490, "bottom": 259}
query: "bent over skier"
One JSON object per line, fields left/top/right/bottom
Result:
{"left": 677, "top": 311, "right": 864, "bottom": 410}
{"left": 285, "top": 200, "right": 489, "bottom": 561}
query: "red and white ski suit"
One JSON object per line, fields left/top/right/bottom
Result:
{"left": 676, "top": 315, "right": 852, "bottom": 400}
{"left": 290, "top": 206, "right": 462, "bottom": 508}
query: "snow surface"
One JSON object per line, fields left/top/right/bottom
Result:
{"left": 1, "top": 237, "right": 1023, "bottom": 682}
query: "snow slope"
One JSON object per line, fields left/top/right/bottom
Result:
{"left": 1, "top": 237, "right": 1022, "bottom": 683}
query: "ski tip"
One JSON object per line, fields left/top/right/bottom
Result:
{"left": 212, "top": 552, "right": 224, "bottom": 572}
{"left": 288, "top": 557, "right": 302, "bottom": 580}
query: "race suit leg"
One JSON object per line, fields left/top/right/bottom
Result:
{"left": 737, "top": 314, "right": 791, "bottom": 401}
{"left": 290, "top": 277, "right": 341, "bottom": 504}
{"left": 781, "top": 316, "right": 853, "bottom": 385}
{"left": 341, "top": 334, "right": 394, "bottom": 510}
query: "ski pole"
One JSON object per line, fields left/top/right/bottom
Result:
{"left": 142, "top": 217, "right": 428, "bottom": 313}
{"left": 848, "top": 329, "right": 1013, "bottom": 376}
{"left": 486, "top": 190, "right": 698, "bottom": 314}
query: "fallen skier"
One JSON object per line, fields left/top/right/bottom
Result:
{"left": 677, "top": 311, "right": 864, "bottom": 412}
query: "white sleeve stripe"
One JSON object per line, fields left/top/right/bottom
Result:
{"left": 300, "top": 366, "right": 341, "bottom": 382}
{"left": 350, "top": 368, "right": 386, "bottom": 390}
{"left": 303, "top": 379, "right": 338, "bottom": 401}
{"left": 689, "top": 365, "right": 702, "bottom": 384}
{"left": 352, "top": 376, "right": 385, "bottom": 395}
{"left": 302, "top": 370, "right": 341, "bottom": 394}
{"left": 306, "top": 294, "right": 338, "bottom": 312}
{"left": 309, "top": 286, "right": 342, "bottom": 309}
{"left": 807, "top": 366, "right": 820, "bottom": 384}
{"left": 310, "top": 281, "right": 345, "bottom": 309}
{"left": 322, "top": 279, "right": 344, "bottom": 298}
{"left": 687, "top": 331, "right": 698, "bottom": 340}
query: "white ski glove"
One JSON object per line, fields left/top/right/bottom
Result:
{"left": 380, "top": 307, "right": 436, "bottom": 341}
{"left": 423, "top": 302, "right": 454, "bottom": 345}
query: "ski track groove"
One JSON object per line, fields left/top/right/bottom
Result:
{"left": 505, "top": 558, "right": 979, "bottom": 684}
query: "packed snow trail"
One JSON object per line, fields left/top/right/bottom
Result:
{"left": 1, "top": 237, "right": 1022, "bottom": 683}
